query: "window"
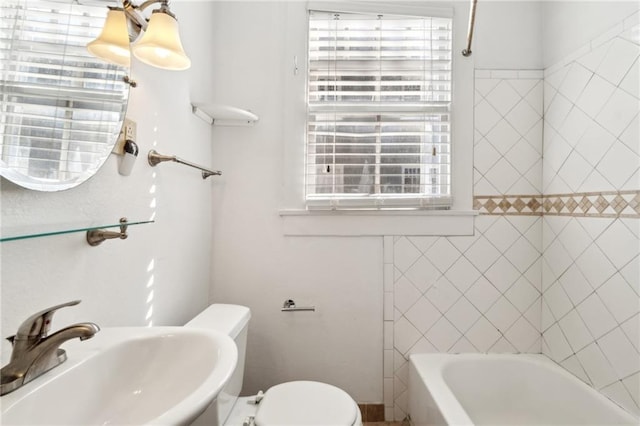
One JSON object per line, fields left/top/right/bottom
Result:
{"left": 306, "top": 10, "right": 453, "bottom": 210}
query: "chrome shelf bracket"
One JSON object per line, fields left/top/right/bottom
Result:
{"left": 86, "top": 217, "right": 128, "bottom": 246}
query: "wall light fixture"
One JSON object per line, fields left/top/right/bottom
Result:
{"left": 87, "top": 0, "right": 190, "bottom": 71}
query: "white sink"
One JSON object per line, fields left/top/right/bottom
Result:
{"left": 0, "top": 327, "right": 238, "bottom": 425}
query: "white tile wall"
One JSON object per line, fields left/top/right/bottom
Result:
{"left": 474, "top": 70, "right": 543, "bottom": 196}
{"left": 385, "top": 69, "right": 544, "bottom": 421}
{"left": 388, "top": 218, "right": 543, "bottom": 419}
{"left": 544, "top": 32, "right": 639, "bottom": 195}
{"left": 542, "top": 19, "right": 640, "bottom": 416}
{"left": 386, "top": 17, "right": 640, "bottom": 421}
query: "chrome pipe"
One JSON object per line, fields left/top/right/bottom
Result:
{"left": 147, "top": 149, "right": 221, "bottom": 179}
{"left": 462, "top": 0, "right": 478, "bottom": 57}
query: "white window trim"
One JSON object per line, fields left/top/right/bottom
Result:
{"left": 308, "top": 1, "right": 454, "bottom": 19}
{"left": 280, "top": 1, "right": 475, "bottom": 236}
{"left": 280, "top": 208, "right": 477, "bottom": 236}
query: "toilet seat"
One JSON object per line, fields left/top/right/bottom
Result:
{"left": 254, "top": 381, "right": 359, "bottom": 426}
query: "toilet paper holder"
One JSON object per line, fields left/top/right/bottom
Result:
{"left": 281, "top": 299, "right": 315, "bottom": 312}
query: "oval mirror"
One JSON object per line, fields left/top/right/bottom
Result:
{"left": 0, "top": 0, "right": 130, "bottom": 191}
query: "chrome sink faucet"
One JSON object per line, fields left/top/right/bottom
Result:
{"left": 0, "top": 300, "right": 99, "bottom": 396}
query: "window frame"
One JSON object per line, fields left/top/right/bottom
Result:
{"left": 279, "top": 1, "right": 476, "bottom": 236}
{"left": 304, "top": 5, "right": 454, "bottom": 211}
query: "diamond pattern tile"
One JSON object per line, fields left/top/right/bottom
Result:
{"left": 557, "top": 62, "right": 593, "bottom": 103}
{"left": 505, "top": 316, "right": 540, "bottom": 352}
{"left": 545, "top": 281, "right": 574, "bottom": 320}
{"left": 576, "top": 342, "right": 619, "bottom": 389}
{"left": 507, "top": 99, "right": 541, "bottom": 136}
{"left": 393, "top": 317, "right": 421, "bottom": 354}
{"left": 486, "top": 120, "right": 521, "bottom": 153}
{"left": 544, "top": 323, "right": 573, "bottom": 362}
{"left": 425, "top": 317, "right": 462, "bottom": 352}
{"left": 425, "top": 276, "right": 462, "bottom": 314}
{"left": 559, "top": 264, "right": 592, "bottom": 306}
{"left": 577, "top": 74, "right": 617, "bottom": 119}
{"left": 475, "top": 75, "right": 542, "bottom": 197}
{"left": 558, "top": 310, "right": 593, "bottom": 352}
{"left": 394, "top": 276, "right": 422, "bottom": 314}
{"left": 486, "top": 296, "right": 521, "bottom": 332}
{"left": 557, "top": 219, "right": 592, "bottom": 259}
{"left": 576, "top": 293, "right": 618, "bottom": 340}
{"left": 596, "top": 219, "right": 639, "bottom": 269}
{"left": 510, "top": 78, "right": 539, "bottom": 97}
{"left": 464, "top": 237, "right": 502, "bottom": 272}
{"left": 393, "top": 238, "right": 421, "bottom": 272}
{"left": 475, "top": 99, "right": 502, "bottom": 136}
{"left": 505, "top": 237, "right": 540, "bottom": 273}
{"left": 446, "top": 297, "right": 482, "bottom": 333}
{"left": 596, "top": 37, "right": 640, "bottom": 86}
{"left": 387, "top": 21, "right": 640, "bottom": 418}
{"left": 598, "top": 141, "right": 640, "bottom": 189}
{"left": 505, "top": 277, "right": 540, "bottom": 313}
{"left": 404, "top": 256, "right": 440, "bottom": 294}
{"left": 444, "top": 257, "right": 481, "bottom": 294}
{"left": 576, "top": 40, "right": 610, "bottom": 72}
{"left": 465, "top": 317, "right": 502, "bottom": 352}
{"left": 425, "top": 239, "right": 462, "bottom": 274}
{"left": 596, "top": 273, "right": 639, "bottom": 323}
{"left": 485, "top": 256, "right": 522, "bottom": 293}
{"left": 559, "top": 106, "right": 592, "bottom": 147}
{"left": 474, "top": 138, "right": 502, "bottom": 174}
{"left": 483, "top": 217, "right": 521, "bottom": 252}
{"left": 465, "top": 277, "right": 502, "bottom": 313}
{"left": 485, "top": 80, "right": 522, "bottom": 116}
{"left": 405, "top": 297, "right": 441, "bottom": 335}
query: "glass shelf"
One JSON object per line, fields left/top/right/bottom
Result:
{"left": 0, "top": 219, "right": 154, "bottom": 243}
{"left": 191, "top": 103, "right": 259, "bottom": 126}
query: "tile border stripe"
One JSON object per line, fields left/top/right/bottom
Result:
{"left": 474, "top": 190, "right": 640, "bottom": 218}
{"left": 474, "top": 195, "right": 543, "bottom": 216}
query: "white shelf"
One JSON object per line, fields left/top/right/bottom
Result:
{"left": 191, "top": 103, "right": 259, "bottom": 126}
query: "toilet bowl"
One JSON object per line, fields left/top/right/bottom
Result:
{"left": 186, "top": 304, "right": 362, "bottom": 426}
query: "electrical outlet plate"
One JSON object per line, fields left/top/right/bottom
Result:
{"left": 113, "top": 118, "right": 137, "bottom": 155}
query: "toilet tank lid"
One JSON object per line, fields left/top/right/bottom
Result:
{"left": 185, "top": 304, "right": 251, "bottom": 338}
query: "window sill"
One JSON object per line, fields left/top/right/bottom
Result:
{"left": 279, "top": 209, "right": 477, "bottom": 236}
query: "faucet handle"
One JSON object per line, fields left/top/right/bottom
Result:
{"left": 15, "top": 300, "right": 81, "bottom": 340}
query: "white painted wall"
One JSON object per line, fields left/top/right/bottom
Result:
{"left": 542, "top": 1, "right": 640, "bottom": 67}
{"left": 206, "top": 0, "right": 542, "bottom": 406}
{"left": 0, "top": 1, "right": 216, "bottom": 362}
{"left": 207, "top": 1, "right": 383, "bottom": 403}
{"left": 474, "top": 1, "right": 543, "bottom": 69}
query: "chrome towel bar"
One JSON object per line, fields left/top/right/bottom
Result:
{"left": 462, "top": 0, "right": 478, "bottom": 57}
{"left": 147, "top": 149, "right": 221, "bottom": 179}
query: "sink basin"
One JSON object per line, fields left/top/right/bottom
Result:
{"left": 1, "top": 327, "right": 237, "bottom": 425}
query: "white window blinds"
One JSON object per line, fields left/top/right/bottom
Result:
{"left": 0, "top": 0, "right": 127, "bottom": 181}
{"left": 306, "top": 10, "right": 453, "bottom": 209}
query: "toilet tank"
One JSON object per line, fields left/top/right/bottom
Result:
{"left": 185, "top": 304, "right": 251, "bottom": 426}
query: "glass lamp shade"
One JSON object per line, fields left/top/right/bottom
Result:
{"left": 87, "top": 8, "right": 131, "bottom": 67}
{"left": 132, "top": 11, "right": 191, "bottom": 71}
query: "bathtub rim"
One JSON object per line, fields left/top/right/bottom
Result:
{"left": 408, "top": 353, "right": 638, "bottom": 425}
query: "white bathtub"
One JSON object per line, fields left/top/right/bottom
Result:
{"left": 408, "top": 354, "right": 638, "bottom": 426}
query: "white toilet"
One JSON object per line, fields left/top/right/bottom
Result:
{"left": 186, "top": 304, "right": 363, "bottom": 426}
